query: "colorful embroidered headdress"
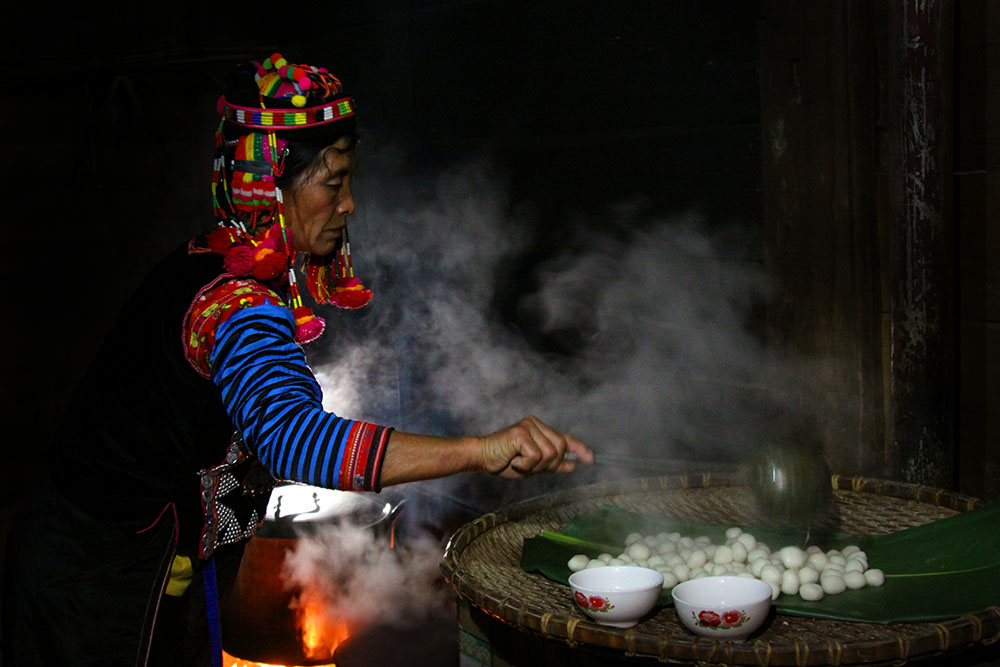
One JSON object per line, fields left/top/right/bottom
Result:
{"left": 208, "top": 53, "right": 372, "bottom": 344}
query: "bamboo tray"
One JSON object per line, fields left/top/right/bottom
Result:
{"left": 440, "top": 474, "right": 1000, "bottom": 666}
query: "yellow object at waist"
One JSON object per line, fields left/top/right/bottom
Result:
{"left": 165, "top": 555, "right": 194, "bottom": 597}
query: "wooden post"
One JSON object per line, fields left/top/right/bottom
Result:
{"left": 886, "top": 0, "right": 956, "bottom": 487}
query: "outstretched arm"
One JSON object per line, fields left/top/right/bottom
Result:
{"left": 379, "top": 416, "right": 594, "bottom": 486}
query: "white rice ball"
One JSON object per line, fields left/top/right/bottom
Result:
{"left": 778, "top": 545, "right": 807, "bottom": 569}
{"left": 798, "top": 566, "right": 820, "bottom": 585}
{"left": 760, "top": 564, "right": 783, "bottom": 587}
{"left": 845, "top": 559, "right": 866, "bottom": 574}
{"left": 821, "top": 574, "right": 847, "bottom": 595}
{"left": 713, "top": 545, "right": 734, "bottom": 565}
{"left": 686, "top": 549, "right": 708, "bottom": 569}
{"left": 656, "top": 540, "right": 678, "bottom": 555}
{"left": 735, "top": 532, "right": 757, "bottom": 552}
{"left": 567, "top": 554, "right": 590, "bottom": 571}
{"left": 626, "top": 542, "right": 652, "bottom": 561}
{"left": 807, "top": 552, "right": 829, "bottom": 571}
{"left": 780, "top": 569, "right": 800, "bottom": 596}
{"left": 843, "top": 571, "right": 867, "bottom": 590}
{"left": 799, "top": 582, "right": 824, "bottom": 601}
{"left": 864, "top": 569, "right": 885, "bottom": 587}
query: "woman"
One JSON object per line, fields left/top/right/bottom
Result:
{"left": 2, "top": 54, "right": 592, "bottom": 666}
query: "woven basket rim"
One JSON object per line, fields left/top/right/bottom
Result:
{"left": 440, "top": 474, "right": 999, "bottom": 665}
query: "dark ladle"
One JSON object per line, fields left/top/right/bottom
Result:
{"left": 747, "top": 438, "right": 834, "bottom": 543}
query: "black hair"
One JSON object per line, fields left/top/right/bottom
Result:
{"left": 275, "top": 130, "right": 358, "bottom": 190}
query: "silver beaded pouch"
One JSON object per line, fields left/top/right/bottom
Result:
{"left": 197, "top": 432, "right": 276, "bottom": 559}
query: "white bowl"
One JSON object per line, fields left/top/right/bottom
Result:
{"left": 568, "top": 566, "right": 664, "bottom": 628}
{"left": 671, "top": 576, "right": 772, "bottom": 640}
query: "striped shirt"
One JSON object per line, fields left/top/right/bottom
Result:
{"left": 209, "top": 302, "right": 390, "bottom": 491}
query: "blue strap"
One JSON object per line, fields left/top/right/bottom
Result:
{"left": 203, "top": 558, "right": 224, "bottom": 667}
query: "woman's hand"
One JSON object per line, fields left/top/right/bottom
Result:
{"left": 479, "top": 416, "right": 594, "bottom": 478}
{"left": 378, "top": 419, "right": 593, "bottom": 487}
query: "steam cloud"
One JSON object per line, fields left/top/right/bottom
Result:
{"left": 286, "top": 144, "right": 841, "bottom": 638}
{"left": 282, "top": 521, "right": 451, "bottom": 633}
{"left": 313, "top": 146, "right": 789, "bottom": 466}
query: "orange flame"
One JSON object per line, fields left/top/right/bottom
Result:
{"left": 299, "top": 598, "right": 350, "bottom": 661}
{"left": 221, "top": 648, "right": 339, "bottom": 667}
{"left": 220, "top": 600, "right": 348, "bottom": 667}
{"left": 221, "top": 653, "right": 289, "bottom": 667}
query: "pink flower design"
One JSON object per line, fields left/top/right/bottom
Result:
{"left": 694, "top": 609, "right": 749, "bottom": 630}
{"left": 575, "top": 594, "right": 615, "bottom": 613}
{"left": 697, "top": 610, "right": 722, "bottom": 627}
{"left": 722, "top": 610, "right": 743, "bottom": 627}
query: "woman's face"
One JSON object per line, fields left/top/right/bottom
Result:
{"left": 284, "top": 136, "right": 357, "bottom": 256}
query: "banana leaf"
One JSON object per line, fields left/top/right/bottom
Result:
{"left": 520, "top": 503, "right": 1000, "bottom": 623}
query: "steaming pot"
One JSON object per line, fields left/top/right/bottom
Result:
{"left": 220, "top": 482, "right": 404, "bottom": 665}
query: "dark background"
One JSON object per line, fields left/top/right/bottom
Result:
{"left": 0, "top": 0, "right": 996, "bottom": 662}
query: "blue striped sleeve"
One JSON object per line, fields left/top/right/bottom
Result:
{"left": 208, "top": 302, "right": 391, "bottom": 491}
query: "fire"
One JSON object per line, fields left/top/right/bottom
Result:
{"left": 221, "top": 653, "right": 297, "bottom": 667}
{"left": 221, "top": 649, "right": 339, "bottom": 667}
{"left": 221, "top": 600, "right": 348, "bottom": 667}
{"left": 299, "top": 598, "right": 351, "bottom": 660}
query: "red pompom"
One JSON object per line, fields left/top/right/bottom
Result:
{"left": 294, "top": 317, "right": 325, "bottom": 344}
{"left": 223, "top": 245, "right": 255, "bottom": 276}
{"left": 291, "top": 306, "right": 325, "bottom": 344}
{"left": 252, "top": 252, "right": 287, "bottom": 280}
{"left": 331, "top": 288, "right": 373, "bottom": 309}
{"left": 206, "top": 228, "right": 237, "bottom": 255}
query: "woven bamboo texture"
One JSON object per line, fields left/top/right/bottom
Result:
{"left": 441, "top": 474, "right": 1000, "bottom": 666}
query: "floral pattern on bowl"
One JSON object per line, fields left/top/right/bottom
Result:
{"left": 693, "top": 608, "right": 748, "bottom": 629}
{"left": 575, "top": 591, "right": 615, "bottom": 612}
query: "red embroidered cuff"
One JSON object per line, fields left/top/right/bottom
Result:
{"left": 337, "top": 423, "right": 393, "bottom": 492}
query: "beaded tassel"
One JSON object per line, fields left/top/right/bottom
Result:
{"left": 329, "top": 226, "right": 373, "bottom": 309}
{"left": 274, "top": 181, "right": 325, "bottom": 344}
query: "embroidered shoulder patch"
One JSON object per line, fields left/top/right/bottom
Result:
{"left": 184, "top": 275, "right": 287, "bottom": 377}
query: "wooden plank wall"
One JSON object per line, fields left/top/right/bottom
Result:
{"left": 759, "top": 0, "right": 998, "bottom": 500}
{"left": 757, "top": 1, "right": 884, "bottom": 476}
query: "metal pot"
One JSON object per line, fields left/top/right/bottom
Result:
{"left": 220, "top": 482, "right": 404, "bottom": 665}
